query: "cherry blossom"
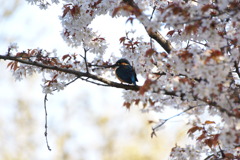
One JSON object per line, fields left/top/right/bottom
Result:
{"left": 1, "top": 0, "right": 239, "bottom": 159}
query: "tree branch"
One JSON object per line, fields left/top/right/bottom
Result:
{"left": 1, "top": 54, "right": 239, "bottom": 119}
{"left": 147, "top": 29, "right": 173, "bottom": 54}
{"left": 0, "top": 54, "right": 139, "bottom": 91}
{"left": 121, "top": 0, "right": 173, "bottom": 54}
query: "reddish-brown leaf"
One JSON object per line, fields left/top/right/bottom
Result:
{"left": 119, "top": 37, "right": 126, "bottom": 44}
{"left": 134, "top": 99, "right": 140, "bottom": 105}
{"left": 204, "top": 120, "right": 215, "bottom": 125}
{"left": 160, "top": 52, "right": 168, "bottom": 58}
{"left": 62, "top": 54, "right": 70, "bottom": 61}
{"left": 62, "top": 6, "right": 70, "bottom": 18}
{"left": 89, "top": 0, "right": 102, "bottom": 9}
{"left": 167, "top": 30, "right": 175, "bottom": 37}
{"left": 13, "top": 62, "right": 19, "bottom": 71}
{"left": 51, "top": 58, "right": 59, "bottom": 65}
{"left": 139, "top": 78, "right": 154, "bottom": 95}
{"left": 224, "top": 153, "right": 235, "bottom": 159}
{"left": 70, "top": 5, "right": 80, "bottom": 17}
{"left": 204, "top": 139, "right": 213, "bottom": 148}
{"left": 112, "top": 6, "right": 122, "bottom": 17}
{"left": 92, "top": 37, "right": 105, "bottom": 42}
{"left": 185, "top": 24, "right": 199, "bottom": 35}
{"left": 149, "top": 98, "right": 155, "bottom": 106}
{"left": 126, "top": 17, "right": 135, "bottom": 24}
{"left": 213, "top": 134, "right": 220, "bottom": 142}
{"left": 232, "top": 108, "right": 240, "bottom": 118}
{"left": 112, "top": 4, "right": 141, "bottom": 17}
{"left": 7, "top": 62, "right": 13, "bottom": 68}
{"left": 123, "top": 102, "right": 131, "bottom": 109}
{"left": 52, "top": 74, "right": 58, "bottom": 80}
{"left": 187, "top": 126, "right": 203, "bottom": 134}
{"left": 212, "top": 137, "right": 218, "bottom": 147}
{"left": 178, "top": 50, "right": 193, "bottom": 62}
{"left": 197, "top": 133, "right": 206, "bottom": 141}
{"left": 204, "top": 50, "right": 223, "bottom": 64}
{"left": 145, "top": 48, "right": 155, "bottom": 57}
{"left": 16, "top": 52, "right": 28, "bottom": 58}
{"left": 179, "top": 78, "right": 195, "bottom": 87}
{"left": 230, "top": 38, "right": 238, "bottom": 46}
{"left": 148, "top": 120, "right": 156, "bottom": 124}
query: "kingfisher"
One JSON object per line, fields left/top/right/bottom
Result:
{"left": 113, "top": 58, "right": 138, "bottom": 85}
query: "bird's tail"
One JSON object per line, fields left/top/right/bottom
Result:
{"left": 131, "top": 77, "right": 137, "bottom": 86}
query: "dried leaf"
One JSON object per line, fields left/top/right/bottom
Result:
{"left": 145, "top": 48, "right": 155, "bottom": 57}
{"left": 112, "top": 6, "right": 122, "bottom": 17}
{"left": 126, "top": 17, "right": 135, "bottom": 24}
{"left": 204, "top": 120, "right": 215, "bottom": 125}
{"left": 185, "top": 24, "right": 199, "bottom": 35}
{"left": 204, "top": 139, "right": 213, "bottom": 148}
{"left": 7, "top": 62, "right": 13, "bottom": 68}
{"left": 119, "top": 37, "right": 126, "bottom": 44}
{"left": 167, "top": 30, "right": 175, "bottom": 37}
{"left": 213, "top": 134, "right": 220, "bottom": 142}
{"left": 197, "top": 133, "right": 206, "bottom": 141}
{"left": 134, "top": 99, "right": 140, "bottom": 105}
{"left": 139, "top": 78, "right": 154, "bottom": 95}
{"left": 187, "top": 126, "right": 202, "bottom": 134}
{"left": 92, "top": 37, "right": 105, "bottom": 42}
{"left": 123, "top": 102, "right": 131, "bottom": 109}
{"left": 148, "top": 120, "right": 156, "bottom": 124}
{"left": 178, "top": 50, "right": 193, "bottom": 62}
{"left": 62, "top": 54, "right": 70, "bottom": 61}
{"left": 70, "top": 5, "right": 80, "bottom": 17}
{"left": 62, "top": 6, "right": 70, "bottom": 18}
{"left": 13, "top": 61, "right": 18, "bottom": 71}
{"left": 224, "top": 153, "right": 235, "bottom": 159}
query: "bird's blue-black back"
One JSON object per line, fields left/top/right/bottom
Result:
{"left": 115, "top": 59, "right": 138, "bottom": 85}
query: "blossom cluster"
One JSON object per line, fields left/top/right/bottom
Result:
{"left": 5, "top": 0, "right": 240, "bottom": 159}
{"left": 7, "top": 46, "right": 84, "bottom": 94}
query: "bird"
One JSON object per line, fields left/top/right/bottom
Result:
{"left": 114, "top": 58, "right": 138, "bottom": 85}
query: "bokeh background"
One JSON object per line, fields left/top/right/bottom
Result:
{"left": 0, "top": 1, "right": 188, "bottom": 159}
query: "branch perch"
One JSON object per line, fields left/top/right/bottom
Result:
{"left": 0, "top": 54, "right": 139, "bottom": 91}
{"left": 0, "top": 54, "right": 239, "bottom": 118}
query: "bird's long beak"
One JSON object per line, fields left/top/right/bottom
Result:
{"left": 91, "top": 64, "right": 117, "bottom": 69}
{"left": 100, "top": 64, "right": 117, "bottom": 68}
{"left": 108, "top": 64, "right": 118, "bottom": 68}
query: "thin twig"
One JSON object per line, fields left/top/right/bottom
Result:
{"left": 80, "top": 77, "right": 109, "bottom": 86}
{"left": 190, "top": 39, "right": 209, "bottom": 47}
{"left": 43, "top": 77, "right": 78, "bottom": 151}
{"left": 65, "top": 77, "right": 79, "bottom": 86}
{"left": 83, "top": 48, "right": 89, "bottom": 73}
{"left": 44, "top": 94, "right": 51, "bottom": 151}
{"left": 151, "top": 106, "right": 196, "bottom": 138}
{"left": 218, "top": 142, "right": 225, "bottom": 158}
{"left": 204, "top": 154, "right": 215, "bottom": 160}
{"left": 150, "top": 5, "right": 156, "bottom": 21}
